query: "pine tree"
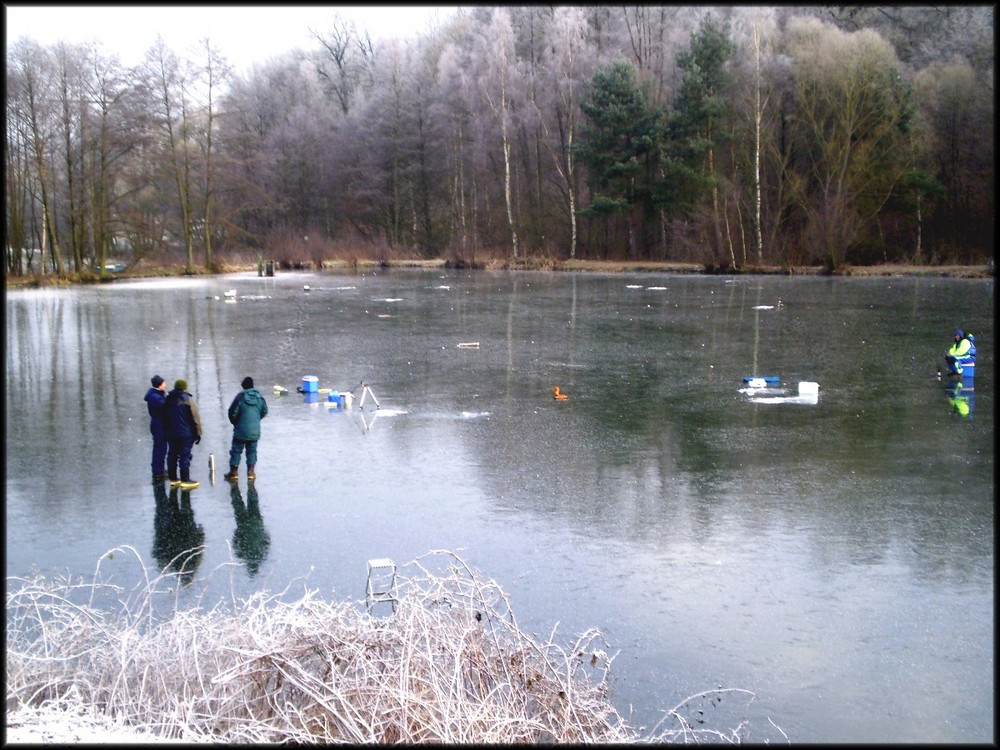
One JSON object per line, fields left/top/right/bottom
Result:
{"left": 578, "top": 59, "right": 659, "bottom": 258}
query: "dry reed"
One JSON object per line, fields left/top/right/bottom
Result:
{"left": 6, "top": 547, "right": 783, "bottom": 743}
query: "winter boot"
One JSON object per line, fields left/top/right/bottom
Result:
{"left": 223, "top": 466, "right": 239, "bottom": 481}
{"left": 247, "top": 464, "right": 256, "bottom": 481}
{"left": 179, "top": 469, "right": 199, "bottom": 490}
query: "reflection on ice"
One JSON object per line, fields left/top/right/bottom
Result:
{"left": 107, "top": 278, "right": 211, "bottom": 291}
{"left": 371, "top": 408, "right": 407, "bottom": 417}
{"left": 738, "top": 386, "right": 786, "bottom": 396}
{"left": 748, "top": 393, "right": 818, "bottom": 405}
{"left": 746, "top": 381, "right": 819, "bottom": 405}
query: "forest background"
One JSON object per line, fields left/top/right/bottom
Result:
{"left": 5, "top": 5, "right": 994, "bottom": 281}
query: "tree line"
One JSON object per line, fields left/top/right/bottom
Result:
{"left": 5, "top": 5, "right": 994, "bottom": 277}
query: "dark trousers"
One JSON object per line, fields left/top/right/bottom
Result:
{"left": 167, "top": 437, "right": 194, "bottom": 481}
{"left": 229, "top": 437, "right": 258, "bottom": 467}
{"left": 150, "top": 423, "right": 167, "bottom": 475}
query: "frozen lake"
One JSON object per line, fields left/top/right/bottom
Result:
{"left": 5, "top": 269, "right": 994, "bottom": 742}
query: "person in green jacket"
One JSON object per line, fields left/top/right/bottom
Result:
{"left": 223, "top": 376, "right": 268, "bottom": 481}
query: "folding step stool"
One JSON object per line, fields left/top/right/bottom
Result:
{"left": 366, "top": 558, "right": 398, "bottom": 614}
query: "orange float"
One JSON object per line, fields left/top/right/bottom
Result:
{"left": 552, "top": 386, "right": 569, "bottom": 400}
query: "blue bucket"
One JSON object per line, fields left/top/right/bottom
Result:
{"left": 302, "top": 375, "right": 318, "bottom": 393}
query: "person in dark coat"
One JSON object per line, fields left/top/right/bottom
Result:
{"left": 224, "top": 376, "right": 268, "bottom": 481}
{"left": 144, "top": 375, "right": 168, "bottom": 481}
{"left": 163, "top": 378, "right": 203, "bottom": 490}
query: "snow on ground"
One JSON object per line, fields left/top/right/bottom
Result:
{"left": 5, "top": 703, "right": 197, "bottom": 744}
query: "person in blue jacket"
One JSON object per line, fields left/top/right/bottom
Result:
{"left": 163, "top": 379, "right": 203, "bottom": 490}
{"left": 144, "top": 375, "right": 168, "bottom": 481}
{"left": 223, "top": 376, "right": 268, "bottom": 482}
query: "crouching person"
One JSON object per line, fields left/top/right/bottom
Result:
{"left": 945, "top": 328, "right": 975, "bottom": 376}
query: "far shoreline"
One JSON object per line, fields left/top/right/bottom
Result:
{"left": 5, "top": 257, "right": 994, "bottom": 289}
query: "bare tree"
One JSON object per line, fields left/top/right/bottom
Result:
{"left": 339, "top": 34, "right": 450, "bottom": 255}
{"left": 145, "top": 37, "right": 198, "bottom": 272}
{"left": 748, "top": 12, "right": 767, "bottom": 264}
{"left": 83, "top": 47, "right": 145, "bottom": 275}
{"left": 6, "top": 52, "right": 33, "bottom": 274}
{"left": 915, "top": 55, "right": 993, "bottom": 258}
{"left": 730, "top": 8, "right": 781, "bottom": 265}
{"left": 311, "top": 14, "right": 374, "bottom": 116}
{"left": 538, "top": 6, "right": 591, "bottom": 259}
{"left": 190, "top": 38, "right": 230, "bottom": 269}
{"left": 51, "top": 42, "right": 92, "bottom": 273}
{"left": 436, "top": 40, "right": 476, "bottom": 258}
{"left": 620, "top": 5, "right": 684, "bottom": 109}
{"left": 9, "top": 40, "right": 64, "bottom": 274}
{"left": 217, "top": 60, "right": 302, "bottom": 246}
{"left": 785, "top": 17, "right": 914, "bottom": 268}
{"left": 479, "top": 8, "right": 519, "bottom": 258}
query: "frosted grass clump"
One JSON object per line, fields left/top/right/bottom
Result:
{"left": 6, "top": 547, "right": 783, "bottom": 743}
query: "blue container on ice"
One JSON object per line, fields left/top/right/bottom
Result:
{"left": 956, "top": 335, "right": 976, "bottom": 381}
{"left": 302, "top": 375, "right": 318, "bottom": 393}
{"left": 742, "top": 375, "right": 780, "bottom": 384}
{"left": 948, "top": 360, "right": 975, "bottom": 382}
{"left": 327, "top": 390, "right": 340, "bottom": 406}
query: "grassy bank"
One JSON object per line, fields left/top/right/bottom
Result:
{"left": 6, "top": 548, "right": 782, "bottom": 744}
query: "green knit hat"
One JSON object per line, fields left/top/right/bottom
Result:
{"left": 174, "top": 379, "right": 188, "bottom": 391}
